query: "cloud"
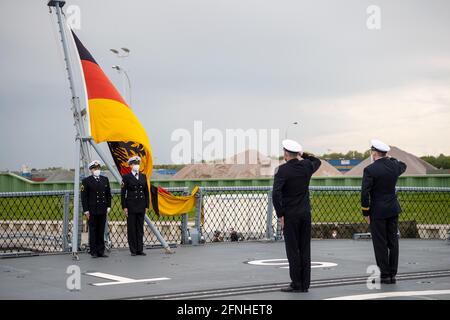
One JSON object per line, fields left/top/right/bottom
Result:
{"left": 302, "top": 84, "right": 450, "bottom": 155}
{"left": 0, "top": 0, "right": 449, "bottom": 170}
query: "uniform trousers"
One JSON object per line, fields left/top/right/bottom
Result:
{"left": 370, "top": 215, "right": 399, "bottom": 279}
{"left": 88, "top": 214, "right": 106, "bottom": 256}
{"left": 127, "top": 211, "right": 145, "bottom": 254}
{"left": 283, "top": 213, "right": 311, "bottom": 290}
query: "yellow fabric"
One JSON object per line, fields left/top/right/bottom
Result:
{"left": 158, "top": 186, "right": 199, "bottom": 216}
{"left": 89, "top": 98, "right": 199, "bottom": 216}
{"left": 88, "top": 98, "right": 153, "bottom": 178}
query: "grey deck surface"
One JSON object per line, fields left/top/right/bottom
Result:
{"left": 1, "top": 240, "right": 449, "bottom": 300}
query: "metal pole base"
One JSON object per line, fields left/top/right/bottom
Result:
{"left": 144, "top": 214, "right": 171, "bottom": 252}
{"left": 164, "top": 247, "right": 174, "bottom": 254}
{"left": 72, "top": 252, "right": 79, "bottom": 261}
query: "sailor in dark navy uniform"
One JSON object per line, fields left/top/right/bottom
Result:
{"left": 81, "top": 160, "right": 111, "bottom": 258}
{"left": 273, "top": 139, "right": 321, "bottom": 293}
{"left": 362, "top": 139, "right": 407, "bottom": 284}
{"left": 121, "top": 156, "right": 150, "bottom": 256}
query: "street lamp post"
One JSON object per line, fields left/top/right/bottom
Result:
{"left": 285, "top": 121, "right": 299, "bottom": 139}
{"left": 110, "top": 48, "right": 131, "bottom": 104}
{"left": 112, "top": 65, "right": 131, "bottom": 105}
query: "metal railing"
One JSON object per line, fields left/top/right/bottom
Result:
{"left": 0, "top": 186, "right": 449, "bottom": 254}
{"left": 0, "top": 188, "right": 189, "bottom": 254}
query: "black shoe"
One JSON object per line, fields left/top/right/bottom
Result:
{"left": 98, "top": 253, "right": 108, "bottom": 258}
{"left": 136, "top": 252, "right": 147, "bottom": 256}
{"left": 131, "top": 253, "right": 137, "bottom": 256}
{"left": 280, "top": 286, "right": 302, "bottom": 293}
{"left": 391, "top": 276, "right": 397, "bottom": 284}
{"left": 91, "top": 254, "right": 98, "bottom": 258}
{"left": 381, "top": 277, "right": 392, "bottom": 284}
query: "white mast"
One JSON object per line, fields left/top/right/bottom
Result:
{"left": 48, "top": 0, "right": 90, "bottom": 259}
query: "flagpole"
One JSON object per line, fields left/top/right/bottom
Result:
{"left": 49, "top": 1, "right": 91, "bottom": 175}
{"left": 72, "top": 137, "right": 81, "bottom": 260}
{"left": 48, "top": 0, "right": 92, "bottom": 260}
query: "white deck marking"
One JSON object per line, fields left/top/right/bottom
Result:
{"left": 248, "top": 259, "right": 289, "bottom": 266}
{"left": 281, "top": 262, "right": 338, "bottom": 269}
{"left": 247, "top": 259, "right": 337, "bottom": 269}
{"left": 325, "top": 289, "right": 450, "bottom": 300}
{"left": 86, "top": 272, "right": 170, "bottom": 286}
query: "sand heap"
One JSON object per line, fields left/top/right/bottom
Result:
{"left": 314, "top": 160, "right": 343, "bottom": 177}
{"left": 345, "top": 146, "right": 436, "bottom": 176}
{"left": 172, "top": 150, "right": 342, "bottom": 179}
{"left": 173, "top": 150, "right": 273, "bottom": 179}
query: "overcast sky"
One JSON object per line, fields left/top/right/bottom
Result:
{"left": 0, "top": 0, "right": 449, "bottom": 170}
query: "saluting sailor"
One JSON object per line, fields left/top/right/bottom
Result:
{"left": 273, "top": 139, "right": 322, "bottom": 293}
{"left": 362, "top": 139, "right": 407, "bottom": 284}
{"left": 81, "top": 160, "right": 112, "bottom": 258}
{"left": 121, "top": 156, "right": 150, "bottom": 256}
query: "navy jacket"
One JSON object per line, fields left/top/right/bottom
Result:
{"left": 361, "top": 157, "right": 407, "bottom": 219}
{"left": 121, "top": 173, "right": 150, "bottom": 213}
{"left": 81, "top": 175, "right": 111, "bottom": 215}
{"left": 272, "top": 155, "right": 322, "bottom": 218}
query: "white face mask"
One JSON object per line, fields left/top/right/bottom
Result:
{"left": 92, "top": 169, "right": 101, "bottom": 177}
{"left": 132, "top": 164, "right": 140, "bottom": 173}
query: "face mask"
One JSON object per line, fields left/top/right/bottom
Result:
{"left": 93, "top": 169, "right": 101, "bottom": 177}
{"left": 132, "top": 164, "right": 140, "bottom": 173}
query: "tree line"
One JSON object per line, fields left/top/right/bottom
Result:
{"left": 420, "top": 154, "right": 450, "bottom": 169}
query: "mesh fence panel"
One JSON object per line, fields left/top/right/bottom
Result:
{"left": 0, "top": 191, "right": 71, "bottom": 254}
{"left": 311, "top": 187, "right": 366, "bottom": 239}
{"left": 396, "top": 187, "right": 450, "bottom": 239}
{"left": 0, "top": 188, "right": 188, "bottom": 254}
{"left": 1, "top": 186, "right": 449, "bottom": 253}
{"left": 309, "top": 187, "right": 450, "bottom": 239}
{"left": 199, "top": 186, "right": 450, "bottom": 242}
{"left": 105, "top": 188, "right": 188, "bottom": 249}
{"left": 201, "top": 187, "right": 272, "bottom": 242}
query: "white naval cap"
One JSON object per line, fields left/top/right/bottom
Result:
{"left": 282, "top": 139, "right": 303, "bottom": 153}
{"left": 370, "top": 139, "right": 390, "bottom": 152}
{"left": 88, "top": 160, "right": 102, "bottom": 169}
{"left": 127, "top": 155, "right": 141, "bottom": 165}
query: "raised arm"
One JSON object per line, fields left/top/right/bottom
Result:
{"left": 302, "top": 153, "right": 322, "bottom": 174}
{"left": 394, "top": 158, "right": 407, "bottom": 176}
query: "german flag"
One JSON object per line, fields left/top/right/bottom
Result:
{"left": 71, "top": 31, "right": 152, "bottom": 178}
{"left": 151, "top": 185, "right": 199, "bottom": 216}
{"left": 71, "top": 31, "right": 198, "bottom": 216}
